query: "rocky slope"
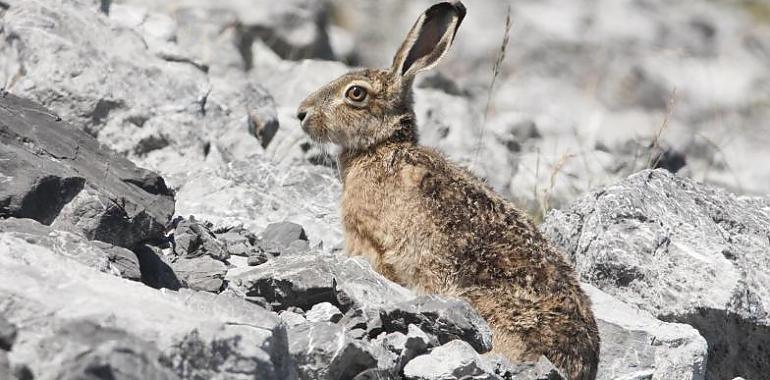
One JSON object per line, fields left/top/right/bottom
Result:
{"left": 0, "top": 0, "right": 767, "bottom": 379}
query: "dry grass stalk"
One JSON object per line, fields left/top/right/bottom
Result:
{"left": 647, "top": 87, "right": 678, "bottom": 170}
{"left": 472, "top": 5, "right": 512, "bottom": 167}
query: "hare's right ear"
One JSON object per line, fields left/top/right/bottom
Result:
{"left": 390, "top": 1, "right": 466, "bottom": 81}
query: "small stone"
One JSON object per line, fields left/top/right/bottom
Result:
{"left": 279, "top": 311, "right": 307, "bottom": 328}
{"left": 305, "top": 302, "right": 343, "bottom": 323}
{"left": 173, "top": 218, "right": 228, "bottom": 260}
{"left": 381, "top": 296, "right": 492, "bottom": 353}
{"left": 403, "top": 340, "right": 495, "bottom": 380}
{"left": 0, "top": 316, "right": 17, "bottom": 351}
{"left": 247, "top": 253, "right": 268, "bottom": 266}
{"left": 260, "top": 222, "right": 308, "bottom": 248}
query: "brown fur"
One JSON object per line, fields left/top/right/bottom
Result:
{"left": 297, "top": 3, "right": 599, "bottom": 379}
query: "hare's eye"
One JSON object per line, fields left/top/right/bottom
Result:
{"left": 345, "top": 85, "right": 368, "bottom": 103}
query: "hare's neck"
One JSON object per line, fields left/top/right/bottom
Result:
{"left": 339, "top": 115, "right": 418, "bottom": 178}
{"left": 339, "top": 141, "right": 413, "bottom": 182}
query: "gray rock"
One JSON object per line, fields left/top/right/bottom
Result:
{"left": 173, "top": 157, "right": 343, "bottom": 251}
{"left": 587, "top": 284, "right": 707, "bottom": 380}
{"left": 247, "top": 254, "right": 269, "bottom": 266}
{"left": 483, "top": 355, "right": 566, "bottom": 380}
{"left": 0, "top": 234, "right": 294, "bottom": 380}
{"left": 259, "top": 221, "right": 310, "bottom": 253}
{"left": 0, "top": 93, "right": 175, "bottom": 249}
{"left": 403, "top": 340, "right": 496, "bottom": 380}
{"left": 381, "top": 296, "right": 493, "bottom": 353}
{"left": 173, "top": 218, "right": 228, "bottom": 260}
{"left": 0, "top": 352, "right": 10, "bottom": 380}
{"left": 279, "top": 311, "right": 308, "bottom": 328}
{"left": 226, "top": 252, "right": 414, "bottom": 312}
{"left": 305, "top": 302, "right": 343, "bottom": 323}
{"left": 168, "top": 255, "right": 227, "bottom": 293}
{"left": 133, "top": 244, "right": 182, "bottom": 290}
{"left": 542, "top": 169, "right": 770, "bottom": 380}
{"left": 0, "top": 316, "right": 16, "bottom": 351}
{"left": 288, "top": 322, "right": 376, "bottom": 380}
{"left": 370, "top": 325, "right": 431, "bottom": 375}
{"left": 31, "top": 320, "right": 180, "bottom": 380}
{"left": 0, "top": 218, "right": 141, "bottom": 281}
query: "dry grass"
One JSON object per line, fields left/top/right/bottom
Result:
{"left": 472, "top": 5, "right": 512, "bottom": 168}
{"left": 646, "top": 87, "right": 678, "bottom": 170}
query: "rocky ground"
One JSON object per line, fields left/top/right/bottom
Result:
{"left": 0, "top": 0, "right": 768, "bottom": 379}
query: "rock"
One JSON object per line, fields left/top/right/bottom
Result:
{"left": 370, "top": 325, "right": 432, "bottom": 375}
{"left": 381, "top": 296, "right": 493, "bottom": 353}
{"left": 260, "top": 222, "right": 308, "bottom": 249}
{"left": 173, "top": 157, "right": 343, "bottom": 251}
{"left": 168, "top": 255, "right": 227, "bottom": 293}
{"left": 247, "top": 254, "right": 269, "bottom": 266}
{"left": 133, "top": 244, "right": 182, "bottom": 290}
{"left": 0, "top": 0, "right": 209, "bottom": 141}
{"left": 587, "top": 284, "right": 708, "bottom": 380}
{"left": 0, "top": 316, "right": 16, "bottom": 351}
{"left": 0, "top": 218, "right": 141, "bottom": 281}
{"left": 542, "top": 169, "right": 770, "bottom": 380}
{"left": 218, "top": 232, "right": 254, "bottom": 256}
{"left": 32, "top": 320, "right": 180, "bottom": 380}
{"left": 226, "top": 252, "right": 414, "bottom": 312}
{"left": 279, "top": 311, "right": 308, "bottom": 328}
{"left": 402, "top": 340, "right": 495, "bottom": 380}
{"left": 173, "top": 218, "right": 228, "bottom": 260}
{"left": 0, "top": 235, "right": 294, "bottom": 380}
{"left": 305, "top": 302, "right": 343, "bottom": 323}
{"left": 288, "top": 322, "right": 376, "bottom": 380}
{"left": 485, "top": 355, "right": 566, "bottom": 380}
{"left": 0, "top": 93, "right": 175, "bottom": 249}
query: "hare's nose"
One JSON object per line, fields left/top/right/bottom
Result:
{"left": 297, "top": 111, "right": 307, "bottom": 122}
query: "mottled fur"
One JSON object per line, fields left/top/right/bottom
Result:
{"left": 297, "top": 3, "right": 599, "bottom": 379}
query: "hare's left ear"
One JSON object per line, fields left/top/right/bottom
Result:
{"left": 390, "top": 1, "right": 466, "bottom": 80}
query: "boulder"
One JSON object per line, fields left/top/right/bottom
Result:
{"left": 305, "top": 302, "right": 343, "bottom": 323}
{"left": 288, "top": 322, "right": 376, "bottom": 380}
{"left": 381, "top": 296, "right": 493, "bottom": 354}
{"left": 402, "top": 340, "right": 496, "bottom": 380}
{"left": 587, "top": 284, "right": 708, "bottom": 380}
{"left": 0, "top": 218, "right": 141, "bottom": 281}
{"left": 174, "top": 157, "right": 343, "bottom": 251}
{"left": 0, "top": 93, "right": 175, "bottom": 249}
{"left": 226, "top": 252, "right": 414, "bottom": 312}
{"left": 0, "top": 234, "right": 294, "bottom": 380}
{"left": 31, "top": 320, "right": 180, "bottom": 380}
{"left": 542, "top": 169, "right": 770, "bottom": 380}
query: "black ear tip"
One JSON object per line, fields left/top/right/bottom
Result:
{"left": 430, "top": 1, "right": 467, "bottom": 19}
{"left": 451, "top": 1, "right": 467, "bottom": 18}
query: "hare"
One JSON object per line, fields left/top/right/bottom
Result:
{"left": 296, "top": 2, "right": 599, "bottom": 379}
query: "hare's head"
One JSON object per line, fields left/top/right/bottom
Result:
{"left": 297, "top": 1, "right": 465, "bottom": 151}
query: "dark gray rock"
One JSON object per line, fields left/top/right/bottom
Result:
{"left": 226, "top": 253, "right": 414, "bottom": 312}
{"left": 173, "top": 218, "right": 228, "bottom": 260}
{"left": 32, "top": 320, "right": 180, "bottom": 380}
{"left": 381, "top": 296, "right": 493, "bottom": 353}
{"left": 288, "top": 322, "right": 376, "bottom": 380}
{"left": 168, "top": 255, "right": 227, "bottom": 293}
{"left": 0, "top": 93, "right": 175, "bottom": 249}
{"left": 259, "top": 222, "right": 309, "bottom": 253}
{"left": 0, "top": 316, "right": 16, "bottom": 351}
{"left": 0, "top": 218, "right": 141, "bottom": 281}
{"left": 133, "top": 244, "right": 182, "bottom": 290}
{"left": 542, "top": 169, "right": 770, "bottom": 380}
